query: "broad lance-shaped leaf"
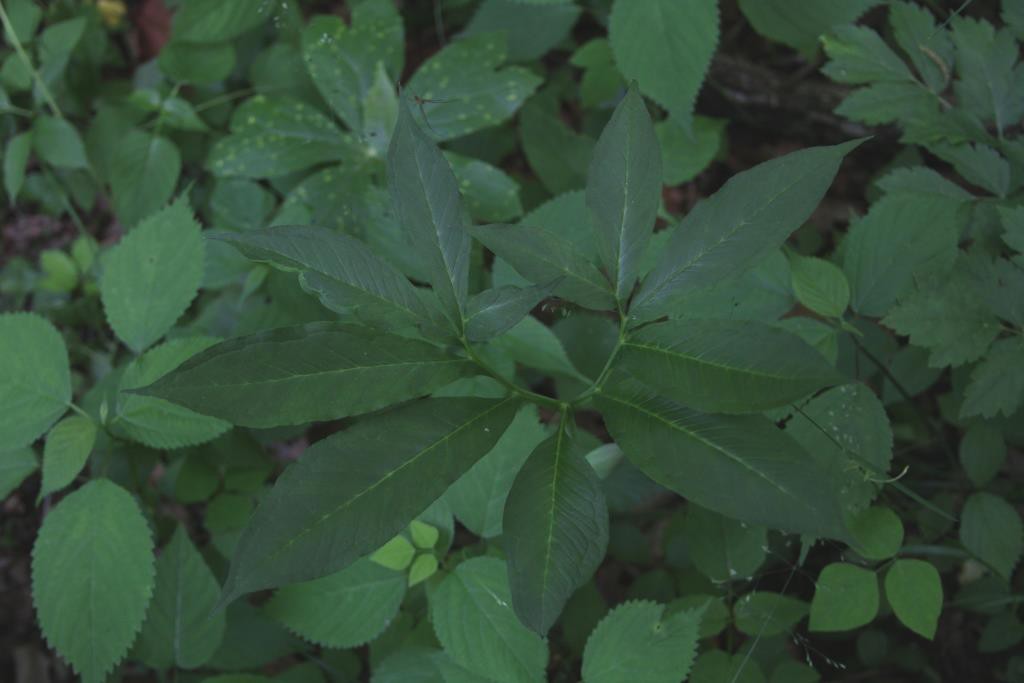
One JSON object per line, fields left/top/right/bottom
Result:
{"left": 218, "top": 397, "right": 519, "bottom": 602}
{"left": 595, "top": 377, "right": 851, "bottom": 541}
{"left": 32, "top": 480, "right": 155, "bottom": 683}
{"left": 587, "top": 85, "right": 661, "bottom": 303}
{"left": 387, "top": 99, "right": 471, "bottom": 332}
{"left": 133, "top": 526, "right": 226, "bottom": 669}
{"left": 210, "top": 226, "right": 430, "bottom": 329}
{"left": 140, "top": 323, "right": 475, "bottom": 428}
{"left": 464, "top": 282, "right": 559, "bottom": 342}
{"left": 503, "top": 415, "right": 609, "bottom": 634}
{"left": 631, "top": 140, "right": 861, "bottom": 323}
{"left": 618, "top": 319, "right": 843, "bottom": 413}
{"left": 470, "top": 224, "right": 616, "bottom": 311}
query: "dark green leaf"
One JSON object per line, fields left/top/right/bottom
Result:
{"left": 110, "top": 130, "right": 181, "bottom": 228}
{"left": 0, "top": 313, "right": 71, "bottom": 449}
{"left": 808, "top": 563, "right": 878, "bottom": 632}
{"left": 465, "top": 283, "right": 556, "bottom": 342}
{"left": 3, "top": 131, "right": 31, "bottom": 201}
{"left": 884, "top": 559, "right": 942, "bottom": 639}
{"left": 172, "top": 0, "right": 268, "bottom": 43}
{"left": 960, "top": 492, "right": 1023, "bottom": 581}
{"left": 32, "top": 115, "right": 88, "bottom": 169}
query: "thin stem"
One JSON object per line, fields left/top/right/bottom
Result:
{"left": 43, "top": 168, "right": 88, "bottom": 237}
{"left": 571, "top": 315, "right": 628, "bottom": 406}
{"left": 461, "top": 336, "right": 566, "bottom": 410}
{"left": 0, "top": 2, "right": 62, "bottom": 117}
{"left": 67, "top": 401, "right": 91, "bottom": 420}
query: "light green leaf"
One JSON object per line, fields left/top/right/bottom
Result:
{"left": 114, "top": 337, "right": 231, "bottom": 449}
{"left": 465, "top": 284, "right": 555, "bottom": 342}
{"left": 207, "top": 95, "right": 358, "bottom": 178}
{"left": 445, "top": 405, "right": 548, "bottom": 538}
{"left": 144, "top": 323, "right": 474, "bottom": 428}
{"left": 685, "top": 504, "right": 766, "bottom": 582}
{"left": 959, "top": 423, "right": 1006, "bottom": 488}
{"left": 370, "top": 535, "right": 416, "bottom": 571}
{"left": 410, "top": 520, "right": 439, "bottom": 549}
{"left": 633, "top": 141, "right": 858, "bottom": 322}
{"left": 32, "top": 115, "right": 88, "bottom": 169}
{"left": 212, "top": 226, "right": 430, "bottom": 330}
{"left": 884, "top": 559, "right": 943, "bottom": 639}
{"left": 609, "top": 0, "right": 718, "bottom": 132}
{"left": 32, "top": 480, "right": 155, "bottom": 683}
{"left": 302, "top": 3, "right": 404, "bottom": 131}
{"left": 430, "top": 556, "right": 548, "bottom": 683}
{"left": 504, "top": 417, "right": 609, "bottom": 634}
{"left": 408, "top": 554, "right": 439, "bottom": 587}
{"left": 387, "top": 100, "right": 471, "bottom": 331}
{"left": 808, "top": 563, "right": 878, "bottom": 632}
{"left": 159, "top": 41, "right": 236, "bottom": 85}
{"left": 618, "top": 319, "right": 842, "bottom": 413}
{"left": 110, "top": 129, "right": 181, "bottom": 229}
{"left": 406, "top": 33, "right": 541, "bottom": 141}
{"left": 0, "top": 448, "right": 37, "bottom": 499}
{"left": 739, "top": 0, "right": 880, "bottom": 56}
{"left": 265, "top": 558, "right": 405, "bottom": 648}
{"left": 789, "top": 255, "right": 850, "bottom": 318}
{"left": 960, "top": 492, "right": 1023, "bottom": 581}
{"left": 582, "top": 601, "right": 701, "bottom": 683}
{"left": 470, "top": 224, "right": 615, "bottom": 311}
{"left": 38, "top": 416, "right": 96, "bottom": 499}
{"left": 733, "top": 592, "right": 809, "bottom": 637}
{"left": 0, "top": 313, "right": 71, "bottom": 449}
{"left": 655, "top": 116, "right": 725, "bottom": 186}
{"left": 100, "top": 199, "right": 203, "bottom": 352}
{"left": 134, "top": 526, "right": 226, "bottom": 669}
{"left": 596, "top": 379, "right": 850, "bottom": 541}
{"left": 172, "top": 0, "right": 268, "bottom": 42}
{"left": 587, "top": 86, "right": 661, "bottom": 302}
{"left": 849, "top": 506, "right": 904, "bottom": 561}
{"left": 961, "top": 338, "right": 1024, "bottom": 419}
{"left": 4, "top": 131, "right": 32, "bottom": 201}
{"left": 447, "top": 153, "right": 523, "bottom": 223}
{"left": 219, "top": 397, "right": 518, "bottom": 601}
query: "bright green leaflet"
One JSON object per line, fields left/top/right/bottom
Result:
{"left": 219, "top": 397, "right": 519, "bottom": 601}
{"left": 387, "top": 100, "right": 471, "bottom": 332}
{"left": 0, "top": 313, "right": 71, "bottom": 449}
{"left": 265, "top": 558, "right": 406, "bottom": 649}
{"left": 370, "top": 536, "right": 415, "bottom": 571}
{"left": 133, "top": 526, "right": 226, "bottom": 669}
{"left": 733, "top": 592, "right": 809, "bottom": 637}
{"left": 100, "top": 199, "right": 204, "bottom": 353}
{"left": 581, "top": 600, "right": 701, "bottom": 683}
{"left": 849, "top": 506, "right": 904, "bottom": 561}
{"left": 609, "top": 0, "right": 718, "bottom": 132}
{"left": 444, "top": 405, "right": 548, "bottom": 538}
{"left": 143, "top": 322, "right": 475, "bottom": 428}
{"left": 789, "top": 254, "right": 850, "bottom": 318}
{"left": 632, "top": 141, "right": 859, "bottom": 322}
{"left": 884, "top": 559, "right": 943, "bottom": 640}
{"left": 618, "top": 318, "right": 843, "bottom": 413}
{"left": 430, "top": 557, "right": 548, "bottom": 683}
{"left": 596, "top": 379, "right": 851, "bottom": 541}
{"left": 684, "top": 504, "right": 766, "bottom": 582}
{"left": 586, "top": 86, "right": 661, "bottom": 303}
{"left": 109, "top": 129, "right": 181, "bottom": 229}
{"left": 959, "top": 492, "right": 1023, "bottom": 581}
{"left": 503, "top": 414, "right": 609, "bottom": 634}
{"left": 38, "top": 415, "right": 96, "bottom": 499}
{"left": 32, "top": 479, "right": 155, "bottom": 683}
{"left": 114, "top": 337, "right": 232, "bottom": 449}
{"left": 808, "top": 563, "right": 879, "bottom": 632}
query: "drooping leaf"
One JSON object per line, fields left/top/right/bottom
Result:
{"left": 586, "top": 86, "right": 661, "bottom": 303}
{"left": 470, "top": 224, "right": 615, "bottom": 311}
{"left": 884, "top": 559, "right": 942, "bottom": 639}
{"left": 430, "top": 557, "right": 548, "bottom": 683}
{"left": 32, "top": 480, "right": 155, "bottom": 683}
{"left": 38, "top": 415, "right": 96, "bottom": 499}
{"left": 100, "top": 199, "right": 204, "bottom": 353}
{"left": 387, "top": 100, "right": 471, "bottom": 331}
{"left": 960, "top": 492, "right": 1023, "bottom": 581}
{"left": 808, "top": 563, "right": 879, "bottom": 632}
{"left": 211, "top": 226, "right": 430, "bottom": 330}
{"left": 618, "top": 319, "right": 842, "bottom": 413}
{"left": 265, "top": 558, "right": 406, "bottom": 648}
{"left": 141, "top": 323, "right": 475, "bottom": 428}
{"left": 0, "top": 313, "right": 71, "bottom": 449}
{"left": 632, "top": 141, "right": 858, "bottom": 322}
{"left": 219, "top": 397, "right": 519, "bottom": 601}
{"left": 596, "top": 379, "right": 850, "bottom": 541}
{"left": 504, "top": 416, "right": 609, "bottom": 634}
{"left": 581, "top": 600, "right": 701, "bottom": 683}
{"left": 609, "top": 0, "right": 718, "bottom": 132}
{"left": 134, "top": 526, "right": 226, "bottom": 669}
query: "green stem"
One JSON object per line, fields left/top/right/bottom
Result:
{"left": 0, "top": 2, "right": 62, "bottom": 117}
{"left": 460, "top": 336, "right": 566, "bottom": 410}
{"left": 571, "top": 315, "right": 628, "bottom": 406}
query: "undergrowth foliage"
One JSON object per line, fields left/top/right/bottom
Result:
{"left": 2, "top": 1, "right": 1023, "bottom": 682}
